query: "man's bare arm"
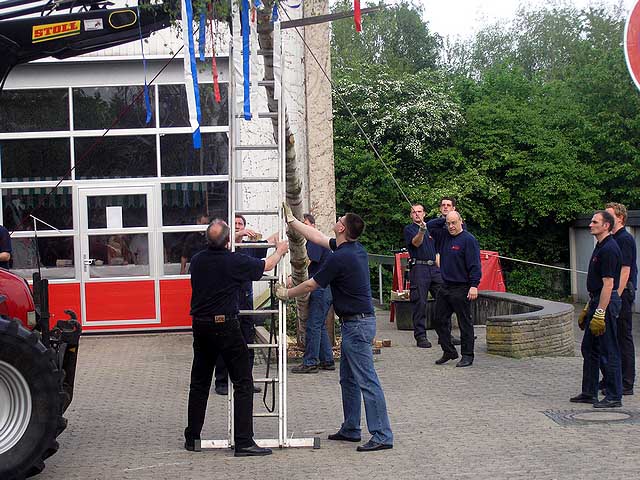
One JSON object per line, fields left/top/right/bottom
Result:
{"left": 598, "top": 277, "right": 614, "bottom": 311}
{"left": 287, "top": 219, "right": 331, "bottom": 249}
{"left": 618, "top": 266, "right": 630, "bottom": 296}
{"left": 0, "top": 252, "right": 10, "bottom": 262}
{"left": 263, "top": 240, "right": 289, "bottom": 272}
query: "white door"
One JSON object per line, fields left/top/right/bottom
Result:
{"left": 78, "top": 186, "right": 159, "bottom": 327}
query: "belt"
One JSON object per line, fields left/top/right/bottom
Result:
{"left": 193, "top": 314, "right": 238, "bottom": 324}
{"left": 340, "top": 313, "right": 372, "bottom": 322}
{"left": 414, "top": 259, "right": 436, "bottom": 266}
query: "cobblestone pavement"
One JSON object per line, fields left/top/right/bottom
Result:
{"left": 40, "top": 306, "right": 640, "bottom": 480}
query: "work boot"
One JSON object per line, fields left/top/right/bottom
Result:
{"left": 455, "top": 355, "right": 473, "bottom": 367}
{"left": 435, "top": 352, "right": 458, "bottom": 365}
{"left": 416, "top": 337, "right": 432, "bottom": 348}
{"left": 215, "top": 384, "right": 228, "bottom": 396}
{"left": 291, "top": 364, "right": 319, "bottom": 374}
{"left": 319, "top": 361, "right": 336, "bottom": 371}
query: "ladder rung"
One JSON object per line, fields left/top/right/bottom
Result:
{"left": 254, "top": 377, "right": 279, "bottom": 383}
{"left": 234, "top": 177, "right": 280, "bottom": 183}
{"left": 253, "top": 412, "right": 280, "bottom": 418}
{"left": 234, "top": 112, "right": 279, "bottom": 119}
{"left": 258, "top": 80, "right": 275, "bottom": 87}
{"left": 235, "top": 242, "right": 275, "bottom": 248}
{"left": 260, "top": 275, "right": 278, "bottom": 281}
{"left": 257, "top": 49, "right": 273, "bottom": 56}
{"left": 235, "top": 210, "right": 279, "bottom": 216}
{"left": 239, "top": 309, "right": 279, "bottom": 315}
{"left": 234, "top": 144, "right": 279, "bottom": 151}
{"left": 247, "top": 343, "right": 279, "bottom": 348}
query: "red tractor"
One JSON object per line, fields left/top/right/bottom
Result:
{"left": 0, "top": 269, "right": 81, "bottom": 480}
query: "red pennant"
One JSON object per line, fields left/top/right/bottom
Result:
{"left": 354, "top": 0, "right": 361, "bottom": 32}
{"left": 207, "top": 15, "right": 221, "bottom": 103}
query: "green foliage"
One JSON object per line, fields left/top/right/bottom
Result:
{"left": 331, "top": 2, "right": 640, "bottom": 298}
{"left": 505, "top": 265, "right": 570, "bottom": 300}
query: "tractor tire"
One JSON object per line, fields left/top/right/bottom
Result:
{"left": 0, "top": 317, "right": 66, "bottom": 480}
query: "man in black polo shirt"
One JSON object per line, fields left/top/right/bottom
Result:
{"left": 276, "top": 205, "right": 393, "bottom": 453}
{"left": 0, "top": 224, "right": 12, "bottom": 269}
{"left": 184, "top": 218, "right": 288, "bottom": 456}
{"left": 404, "top": 204, "right": 442, "bottom": 348}
{"left": 604, "top": 203, "right": 637, "bottom": 395}
{"left": 426, "top": 211, "right": 481, "bottom": 367}
{"left": 571, "top": 210, "right": 623, "bottom": 408}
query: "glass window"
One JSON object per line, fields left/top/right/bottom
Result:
{"left": 163, "top": 231, "right": 208, "bottom": 275}
{"left": 74, "top": 136, "right": 156, "bottom": 179}
{"left": 73, "top": 86, "right": 154, "bottom": 130}
{"left": 160, "top": 132, "right": 228, "bottom": 176}
{"left": 161, "top": 182, "right": 227, "bottom": 226}
{"left": 0, "top": 138, "right": 70, "bottom": 182}
{"left": 87, "top": 234, "right": 149, "bottom": 277}
{"left": 0, "top": 89, "right": 69, "bottom": 132}
{"left": 86, "top": 194, "right": 148, "bottom": 229}
{"left": 2, "top": 188, "right": 73, "bottom": 231}
{"left": 10, "top": 236, "right": 75, "bottom": 280}
{"left": 158, "top": 84, "right": 228, "bottom": 127}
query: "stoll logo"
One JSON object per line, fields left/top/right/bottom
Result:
{"left": 32, "top": 21, "right": 81, "bottom": 43}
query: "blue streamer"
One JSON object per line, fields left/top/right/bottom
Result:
{"left": 185, "top": 0, "right": 202, "bottom": 148}
{"left": 271, "top": 2, "right": 278, "bottom": 22}
{"left": 199, "top": 13, "right": 206, "bottom": 61}
{"left": 136, "top": 6, "right": 152, "bottom": 124}
{"left": 254, "top": 0, "right": 263, "bottom": 9}
{"left": 241, "top": 0, "right": 252, "bottom": 120}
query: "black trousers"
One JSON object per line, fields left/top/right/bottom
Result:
{"left": 409, "top": 264, "right": 442, "bottom": 340}
{"left": 434, "top": 284, "right": 474, "bottom": 357}
{"left": 185, "top": 318, "right": 255, "bottom": 449}
{"left": 215, "top": 316, "right": 255, "bottom": 388}
{"left": 619, "top": 289, "right": 636, "bottom": 390}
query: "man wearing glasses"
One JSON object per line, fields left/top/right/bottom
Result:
{"left": 276, "top": 206, "right": 393, "bottom": 453}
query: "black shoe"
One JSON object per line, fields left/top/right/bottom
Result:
{"left": 356, "top": 440, "right": 393, "bottom": 452}
{"left": 623, "top": 388, "right": 634, "bottom": 396}
{"left": 416, "top": 337, "right": 432, "bottom": 348}
{"left": 570, "top": 393, "right": 597, "bottom": 404}
{"left": 593, "top": 398, "right": 622, "bottom": 408}
{"left": 435, "top": 352, "right": 458, "bottom": 365}
{"left": 328, "top": 431, "right": 361, "bottom": 442}
{"left": 184, "top": 440, "right": 195, "bottom": 451}
{"left": 452, "top": 336, "right": 461, "bottom": 346}
{"left": 215, "top": 384, "right": 228, "bottom": 396}
{"left": 291, "top": 364, "right": 319, "bottom": 374}
{"left": 455, "top": 355, "right": 473, "bottom": 368}
{"left": 320, "top": 362, "right": 336, "bottom": 371}
{"left": 253, "top": 385, "right": 262, "bottom": 394}
{"left": 234, "top": 444, "right": 273, "bottom": 457}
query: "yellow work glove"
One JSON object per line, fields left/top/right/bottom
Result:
{"left": 577, "top": 303, "right": 589, "bottom": 331}
{"left": 282, "top": 202, "right": 296, "bottom": 224}
{"left": 275, "top": 284, "right": 289, "bottom": 301}
{"left": 589, "top": 308, "right": 606, "bottom": 336}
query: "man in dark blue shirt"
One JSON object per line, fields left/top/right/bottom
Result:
{"left": 403, "top": 204, "right": 442, "bottom": 348}
{"left": 184, "top": 218, "right": 288, "bottom": 457}
{"left": 571, "top": 210, "right": 623, "bottom": 408}
{"left": 0, "top": 225, "right": 12, "bottom": 269}
{"left": 276, "top": 206, "right": 393, "bottom": 453}
{"left": 291, "top": 213, "right": 335, "bottom": 374}
{"left": 603, "top": 203, "right": 636, "bottom": 395}
{"left": 426, "top": 211, "right": 481, "bottom": 367}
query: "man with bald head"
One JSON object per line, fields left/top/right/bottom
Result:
{"left": 427, "top": 211, "right": 481, "bottom": 367}
{"left": 184, "top": 219, "right": 288, "bottom": 457}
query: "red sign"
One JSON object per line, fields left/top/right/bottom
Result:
{"left": 625, "top": 1, "right": 640, "bottom": 91}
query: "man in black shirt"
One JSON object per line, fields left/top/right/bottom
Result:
{"left": 0, "top": 225, "right": 11, "bottom": 269}
{"left": 571, "top": 210, "right": 623, "bottom": 408}
{"left": 184, "top": 218, "right": 288, "bottom": 456}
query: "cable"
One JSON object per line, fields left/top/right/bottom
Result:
{"left": 279, "top": 5, "right": 414, "bottom": 209}
{"left": 485, "top": 252, "right": 587, "bottom": 275}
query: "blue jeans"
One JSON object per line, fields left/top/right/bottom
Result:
{"left": 303, "top": 287, "right": 334, "bottom": 367}
{"left": 581, "top": 293, "right": 622, "bottom": 401}
{"left": 338, "top": 316, "right": 393, "bottom": 445}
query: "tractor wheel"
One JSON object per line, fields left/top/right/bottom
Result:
{"left": 0, "top": 317, "right": 65, "bottom": 480}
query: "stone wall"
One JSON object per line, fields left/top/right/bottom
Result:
{"left": 477, "top": 291, "right": 575, "bottom": 358}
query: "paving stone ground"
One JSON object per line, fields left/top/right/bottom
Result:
{"left": 39, "top": 306, "right": 640, "bottom": 480}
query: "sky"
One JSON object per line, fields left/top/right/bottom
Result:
{"left": 419, "top": 0, "right": 637, "bottom": 38}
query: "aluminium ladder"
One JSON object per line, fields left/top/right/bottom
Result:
{"left": 196, "top": 4, "right": 319, "bottom": 452}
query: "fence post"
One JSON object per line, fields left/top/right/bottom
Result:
{"left": 378, "top": 264, "right": 383, "bottom": 305}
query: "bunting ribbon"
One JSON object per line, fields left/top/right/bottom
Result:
{"left": 182, "top": 0, "right": 202, "bottom": 148}
{"left": 241, "top": 0, "right": 251, "bottom": 120}
{"left": 199, "top": 12, "right": 206, "bottom": 61}
{"left": 208, "top": 16, "right": 221, "bottom": 103}
{"left": 135, "top": 6, "right": 152, "bottom": 124}
{"left": 354, "top": 0, "right": 361, "bottom": 32}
